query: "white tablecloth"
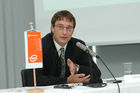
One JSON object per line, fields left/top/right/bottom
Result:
{"left": 0, "top": 82, "right": 140, "bottom": 93}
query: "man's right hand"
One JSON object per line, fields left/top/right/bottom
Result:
{"left": 67, "top": 74, "right": 90, "bottom": 83}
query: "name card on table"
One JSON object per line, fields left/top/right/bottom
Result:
{"left": 24, "top": 32, "right": 43, "bottom": 69}
{"left": 124, "top": 74, "right": 140, "bottom": 83}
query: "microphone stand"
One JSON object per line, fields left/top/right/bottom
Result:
{"left": 83, "top": 50, "right": 107, "bottom": 88}
{"left": 88, "top": 51, "right": 120, "bottom": 93}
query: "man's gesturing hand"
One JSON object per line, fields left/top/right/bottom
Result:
{"left": 67, "top": 58, "right": 90, "bottom": 83}
{"left": 67, "top": 58, "right": 77, "bottom": 75}
{"left": 67, "top": 74, "right": 90, "bottom": 83}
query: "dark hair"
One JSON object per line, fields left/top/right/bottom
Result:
{"left": 51, "top": 10, "right": 76, "bottom": 28}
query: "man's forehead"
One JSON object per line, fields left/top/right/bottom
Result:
{"left": 57, "top": 17, "right": 73, "bottom": 22}
{"left": 55, "top": 19, "right": 73, "bottom": 25}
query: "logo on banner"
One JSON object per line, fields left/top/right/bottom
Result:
{"left": 30, "top": 55, "right": 38, "bottom": 62}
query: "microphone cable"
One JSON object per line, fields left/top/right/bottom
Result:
{"left": 96, "top": 55, "right": 120, "bottom": 93}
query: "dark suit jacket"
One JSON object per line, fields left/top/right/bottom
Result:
{"left": 37, "top": 33, "right": 102, "bottom": 86}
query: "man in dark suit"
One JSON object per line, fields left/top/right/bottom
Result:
{"left": 40, "top": 10, "right": 102, "bottom": 86}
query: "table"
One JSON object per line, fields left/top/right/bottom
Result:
{"left": 0, "top": 80, "right": 140, "bottom": 93}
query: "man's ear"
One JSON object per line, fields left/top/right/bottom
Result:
{"left": 51, "top": 25, "right": 54, "bottom": 33}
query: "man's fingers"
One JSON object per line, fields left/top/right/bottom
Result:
{"left": 70, "top": 70, "right": 74, "bottom": 75}
{"left": 67, "top": 74, "right": 90, "bottom": 83}
{"left": 85, "top": 74, "right": 90, "bottom": 79}
{"left": 67, "top": 58, "right": 71, "bottom": 66}
{"left": 79, "top": 74, "right": 90, "bottom": 82}
{"left": 67, "top": 58, "right": 75, "bottom": 75}
{"left": 75, "top": 73, "right": 85, "bottom": 77}
{"left": 76, "top": 74, "right": 90, "bottom": 79}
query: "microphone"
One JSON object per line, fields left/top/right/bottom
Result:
{"left": 76, "top": 42, "right": 104, "bottom": 87}
{"left": 76, "top": 42, "right": 97, "bottom": 57}
{"left": 76, "top": 42, "right": 120, "bottom": 93}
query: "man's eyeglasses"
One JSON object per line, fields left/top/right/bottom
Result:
{"left": 55, "top": 25, "right": 74, "bottom": 31}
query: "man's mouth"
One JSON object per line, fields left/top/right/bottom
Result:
{"left": 61, "top": 37, "right": 67, "bottom": 39}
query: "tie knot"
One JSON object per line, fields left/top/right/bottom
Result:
{"left": 60, "top": 48, "right": 64, "bottom": 53}
{"left": 60, "top": 48, "right": 65, "bottom": 59}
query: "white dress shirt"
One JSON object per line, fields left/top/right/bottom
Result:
{"left": 53, "top": 40, "right": 67, "bottom": 57}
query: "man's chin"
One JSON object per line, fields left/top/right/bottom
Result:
{"left": 60, "top": 39, "right": 70, "bottom": 45}
{"left": 60, "top": 41, "right": 68, "bottom": 46}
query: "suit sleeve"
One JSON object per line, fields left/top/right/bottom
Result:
{"left": 36, "top": 69, "right": 67, "bottom": 86}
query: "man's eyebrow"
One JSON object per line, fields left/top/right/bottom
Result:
{"left": 56, "top": 24, "right": 63, "bottom": 26}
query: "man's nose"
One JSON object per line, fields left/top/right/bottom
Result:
{"left": 62, "top": 28, "right": 67, "bottom": 34}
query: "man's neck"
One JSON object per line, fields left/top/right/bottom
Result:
{"left": 53, "top": 39, "right": 67, "bottom": 51}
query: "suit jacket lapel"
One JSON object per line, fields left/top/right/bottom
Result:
{"left": 65, "top": 40, "right": 74, "bottom": 76}
{"left": 49, "top": 36, "right": 61, "bottom": 76}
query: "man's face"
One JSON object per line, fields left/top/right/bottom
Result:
{"left": 51, "top": 19, "right": 74, "bottom": 47}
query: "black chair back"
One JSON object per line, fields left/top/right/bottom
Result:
{"left": 21, "top": 68, "right": 41, "bottom": 87}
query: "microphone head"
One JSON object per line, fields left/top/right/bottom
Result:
{"left": 76, "top": 42, "right": 96, "bottom": 57}
{"left": 76, "top": 42, "right": 87, "bottom": 51}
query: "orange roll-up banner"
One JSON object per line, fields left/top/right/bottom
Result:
{"left": 24, "top": 32, "right": 43, "bottom": 68}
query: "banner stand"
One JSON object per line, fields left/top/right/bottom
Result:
{"left": 26, "top": 22, "right": 44, "bottom": 93}
{"left": 27, "top": 68, "right": 44, "bottom": 93}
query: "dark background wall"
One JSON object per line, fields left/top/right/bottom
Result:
{"left": 96, "top": 44, "right": 140, "bottom": 79}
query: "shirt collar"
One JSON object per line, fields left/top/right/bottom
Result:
{"left": 53, "top": 40, "right": 67, "bottom": 52}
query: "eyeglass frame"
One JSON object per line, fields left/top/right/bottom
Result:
{"left": 54, "top": 24, "right": 74, "bottom": 32}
